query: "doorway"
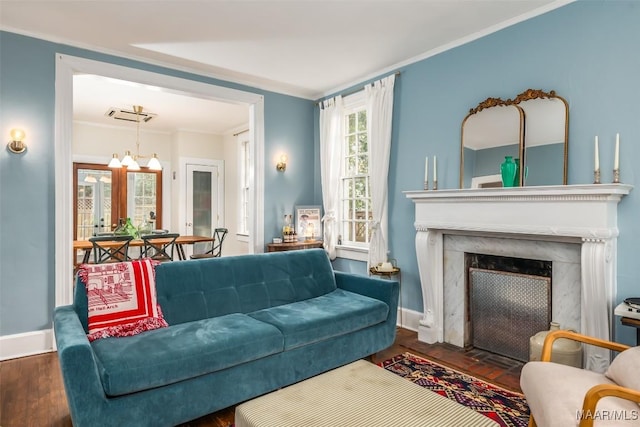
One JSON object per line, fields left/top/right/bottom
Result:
{"left": 55, "top": 54, "right": 265, "bottom": 308}
{"left": 184, "top": 160, "right": 224, "bottom": 258}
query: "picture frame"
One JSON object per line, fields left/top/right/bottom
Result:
{"left": 471, "top": 174, "right": 503, "bottom": 188}
{"left": 295, "top": 205, "right": 322, "bottom": 241}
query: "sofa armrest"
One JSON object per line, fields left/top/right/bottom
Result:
{"left": 541, "top": 330, "right": 630, "bottom": 362}
{"left": 54, "top": 305, "right": 91, "bottom": 349}
{"left": 54, "top": 305, "right": 108, "bottom": 423}
{"left": 334, "top": 271, "right": 399, "bottom": 310}
{"left": 579, "top": 383, "right": 640, "bottom": 427}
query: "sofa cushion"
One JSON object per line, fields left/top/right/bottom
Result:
{"left": 90, "top": 313, "right": 284, "bottom": 396}
{"left": 605, "top": 346, "right": 640, "bottom": 390}
{"left": 155, "top": 249, "right": 337, "bottom": 325}
{"left": 247, "top": 288, "right": 389, "bottom": 350}
{"left": 521, "top": 361, "right": 640, "bottom": 427}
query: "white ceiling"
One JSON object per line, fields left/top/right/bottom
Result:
{"left": 72, "top": 74, "right": 251, "bottom": 134}
{"left": 0, "top": 0, "right": 572, "bottom": 134}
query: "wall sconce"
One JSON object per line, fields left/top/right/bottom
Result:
{"left": 276, "top": 154, "right": 288, "bottom": 172}
{"left": 7, "top": 128, "right": 27, "bottom": 154}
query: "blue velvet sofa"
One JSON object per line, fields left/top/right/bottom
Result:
{"left": 54, "top": 249, "right": 399, "bottom": 427}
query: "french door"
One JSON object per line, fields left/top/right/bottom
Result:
{"left": 185, "top": 162, "right": 223, "bottom": 257}
{"left": 73, "top": 162, "right": 162, "bottom": 240}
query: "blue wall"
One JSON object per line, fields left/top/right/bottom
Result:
{"left": 0, "top": 32, "right": 315, "bottom": 336}
{"left": 525, "top": 143, "right": 566, "bottom": 186}
{"left": 474, "top": 144, "right": 519, "bottom": 180}
{"left": 328, "top": 1, "right": 640, "bottom": 345}
{"left": 461, "top": 143, "right": 563, "bottom": 187}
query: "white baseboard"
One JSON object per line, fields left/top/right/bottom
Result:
{"left": 0, "top": 329, "right": 54, "bottom": 361}
{"left": 397, "top": 307, "right": 422, "bottom": 332}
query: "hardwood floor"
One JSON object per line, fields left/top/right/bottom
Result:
{"left": 0, "top": 328, "right": 523, "bottom": 427}
{"left": 0, "top": 346, "right": 71, "bottom": 427}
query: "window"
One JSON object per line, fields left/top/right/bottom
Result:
{"left": 127, "top": 171, "right": 160, "bottom": 230}
{"left": 238, "top": 136, "right": 250, "bottom": 236}
{"left": 339, "top": 94, "right": 372, "bottom": 248}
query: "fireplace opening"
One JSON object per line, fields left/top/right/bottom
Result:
{"left": 466, "top": 253, "right": 552, "bottom": 362}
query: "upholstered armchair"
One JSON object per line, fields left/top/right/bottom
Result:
{"left": 521, "top": 330, "right": 640, "bottom": 427}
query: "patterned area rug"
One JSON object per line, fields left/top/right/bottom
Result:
{"left": 380, "top": 352, "right": 529, "bottom": 427}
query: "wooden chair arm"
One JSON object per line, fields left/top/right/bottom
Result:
{"left": 578, "top": 383, "right": 640, "bottom": 427}
{"left": 541, "top": 330, "right": 630, "bottom": 362}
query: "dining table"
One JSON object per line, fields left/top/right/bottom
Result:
{"left": 73, "top": 235, "right": 214, "bottom": 264}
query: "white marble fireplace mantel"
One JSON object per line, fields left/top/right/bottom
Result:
{"left": 404, "top": 184, "right": 632, "bottom": 372}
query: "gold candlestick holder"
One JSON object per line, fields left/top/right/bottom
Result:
{"left": 424, "top": 180, "right": 429, "bottom": 191}
{"left": 594, "top": 169, "right": 601, "bottom": 184}
{"left": 433, "top": 180, "right": 438, "bottom": 191}
{"left": 613, "top": 169, "right": 620, "bottom": 183}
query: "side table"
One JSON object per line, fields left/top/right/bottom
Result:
{"left": 266, "top": 241, "right": 323, "bottom": 252}
{"left": 620, "top": 317, "right": 640, "bottom": 346}
{"left": 369, "top": 266, "right": 402, "bottom": 327}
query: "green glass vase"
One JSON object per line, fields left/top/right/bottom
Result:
{"left": 124, "top": 217, "right": 139, "bottom": 239}
{"left": 500, "top": 156, "right": 517, "bottom": 187}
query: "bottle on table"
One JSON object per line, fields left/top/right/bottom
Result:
{"left": 283, "top": 214, "right": 293, "bottom": 242}
{"left": 114, "top": 218, "right": 126, "bottom": 235}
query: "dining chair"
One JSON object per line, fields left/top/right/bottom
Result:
{"left": 190, "top": 228, "right": 228, "bottom": 259}
{"left": 88, "top": 235, "right": 134, "bottom": 264}
{"left": 140, "top": 233, "right": 180, "bottom": 262}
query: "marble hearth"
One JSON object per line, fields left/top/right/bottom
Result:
{"left": 405, "top": 184, "right": 632, "bottom": 372}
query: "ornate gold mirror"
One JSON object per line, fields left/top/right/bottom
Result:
{"left": 460, "top": 89, "right": 569, "bottom": 188}
{"left": 460, "top": 99, "right": 524, "bottom": 188}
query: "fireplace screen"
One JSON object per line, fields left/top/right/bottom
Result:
{"left": 470, "top": 268, "right": 551, "bottom": 362}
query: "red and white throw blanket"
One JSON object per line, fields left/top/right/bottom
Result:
{"left": 78, "top": 259, "right": 168, "bottom": 341}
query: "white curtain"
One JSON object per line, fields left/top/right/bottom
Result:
{"left": 319, "top": 96, "right": 343, "bottom": 260}
{"left": 366, "top": 74, "right": 396, "bottom": 269}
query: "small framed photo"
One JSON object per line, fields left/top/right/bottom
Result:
{"left": 295, "top": 206, "right": 322, "bottom": 241}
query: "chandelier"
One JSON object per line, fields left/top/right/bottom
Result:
{"left": 108, "top": 105, "right": 162, "bottom": 171}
